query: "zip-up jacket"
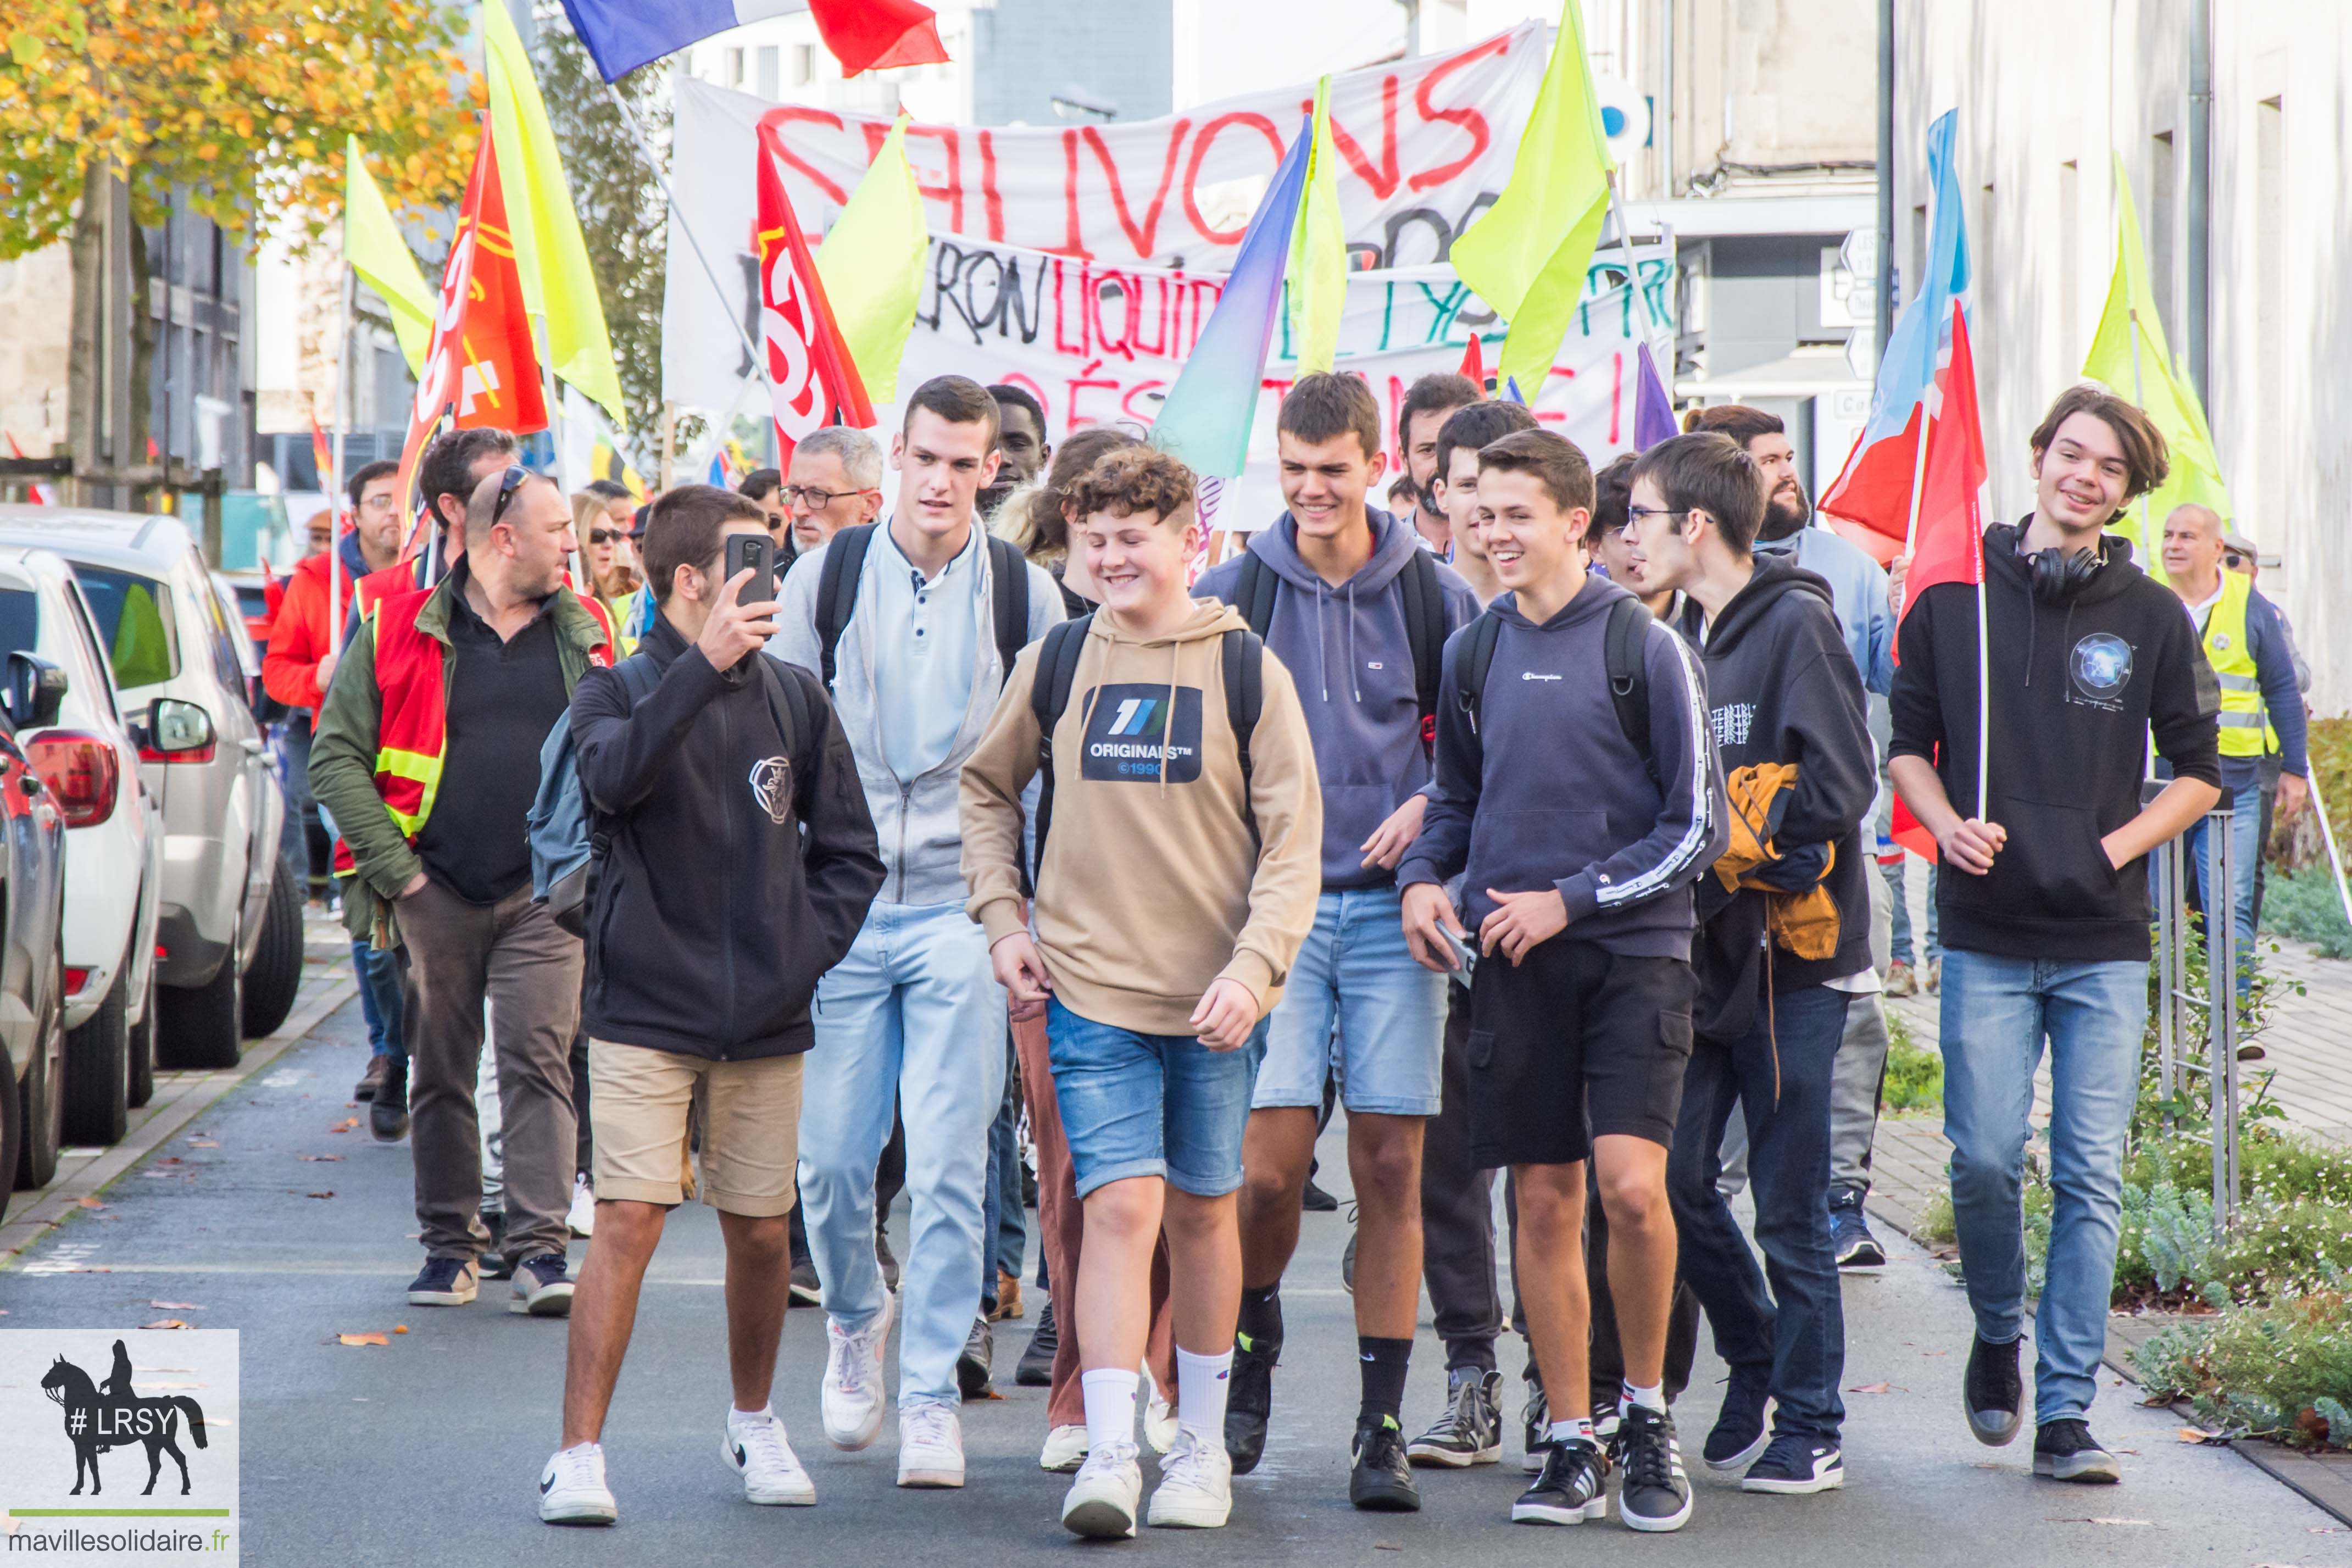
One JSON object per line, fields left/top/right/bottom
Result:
{"left": 263, "top": 530, "right": 375, "bottom": 716}
{"left": 1195, "top": 508, "right": 1481, "bottom": 887}
{"left": 1891, "top": 520, "right": 2221, "bottom": 963}
{"left": 772, "top": 520, "right": 1064, "bottom": 907}
{"left": 572, "top": 614, "right": 883, "bottom": 1060}
{"left": 1399, "top": 575, "right": 1726, "bottom": 957}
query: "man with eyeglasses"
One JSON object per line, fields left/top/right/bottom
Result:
{"left": 782, "top": 427, "right": 885, "bottom": 560}
{"left": 313, "top": 461, "right": 613, "bottom": 1319}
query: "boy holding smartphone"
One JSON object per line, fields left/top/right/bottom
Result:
{"left": 960, "top": 447, "right": 1322, "bottom": 1537}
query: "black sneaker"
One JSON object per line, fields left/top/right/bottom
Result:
{"left": 369, "top": 1067, "right": 409, "bottom": 1142}
{"left": 1611, "top": 1403, "right": 1692, "bottom": 1533}
{"left": 1703, "top": 1366, "right": 1772, "bottom": 1472}
{"left": 511, "top": 1252, "right": 575, "bottom": 1316}
{"left": 478, "top": 1210, "right": 515, "bottom": 1281}
{"left": 1407, "top": 1367, "right": 1503, "bottom": 1467}
{"left": 789, "top": 1259, "right": 821, "bottom": 1307}
{"left": 1349, "top": 1416, "right": 1421, "bottom": 1511}
{"left": 1302, "top": 1178, "right": 1340, "bottom": 1213}
{"left": 2033, "top": 1419, "right": 2120, "bottom": 1483}
{"left": 1741, "top": 1433, "right": 1844, "bottom": 1494}
{"left": 957, "top": 1315, "right": 994, "bottom": 1400}
{"left": 1963, "top": 1333, "right": 2025, "bottom": 1447}
{"left": 1827, "top": 1187, "right": 1887, "bottom": 1269}
{"left": 1520, "top": 1368, "right": 1550, "bottom": 1474}
{"left": 406, "top": 1255, "right": 479, "bottom": 1306}
{"left": 1512, "top": 1437, "right": 1608, "bottom": 1525}
{"left": 1016, "top": 1299, "right": 1058, "bottom": 1387}
{"left": 1224, "top": 1333, "right": 1280, "bottom": 1474}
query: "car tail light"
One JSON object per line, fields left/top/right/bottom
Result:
{"left": 27, "top": 733, "right": 120, "bottom": 828}
{"left": 64, "top": 967, "right": 92, "bottom": 994}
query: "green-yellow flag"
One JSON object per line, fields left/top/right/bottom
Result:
{"left": 815, "top": 114, "right": 930, "bottom": 404}
{"left": 2081, "top": 154, "right": 2231, "bottom": 560}
{"left": 1449, "top": 0, "right": 1613, "bottom": 397}
{"left": 483, "top": 1, "right": 629, "bottom": 431}
{"left": 1286, "top": 76, "right": 1347, "bottom": 376}
{"left": 342, "top": 136, "right": 436, "bottom": 377}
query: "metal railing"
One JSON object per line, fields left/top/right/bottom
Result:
{"left": 2149, "top": 805, "right": 2243, "bottom": 1237}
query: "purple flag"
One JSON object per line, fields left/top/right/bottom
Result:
{"left": 1634, "top": 342, "right": 1677, "bottom": 451}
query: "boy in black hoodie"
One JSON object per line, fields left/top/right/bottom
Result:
{"left": 1622, "top": 433, "right": 1875, "bottom": 1497}
{"left": 1890, "top": 387, "right": 2218, "bottom": 1485}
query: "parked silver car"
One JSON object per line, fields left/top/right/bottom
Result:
{"left": 0, "top": 509, "right": 297, "bottom": 1069}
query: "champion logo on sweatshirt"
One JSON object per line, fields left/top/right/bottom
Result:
{"left": 1520, "top": 670, "right": 1563, "bottom": 682}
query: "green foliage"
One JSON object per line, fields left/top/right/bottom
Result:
{"left": 2260, "top": 864, "right": 2352, "bottom": 960}
{"left": 1880, "top": 1007, "right": 1943, "bottom": 1114}
{"left": 2134, "top": 1286, "right": 2352, "bottom": 1450}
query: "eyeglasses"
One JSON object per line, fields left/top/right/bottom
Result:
{"left": 1625, "top": 506, "right": 1692, "bottom": 525}
{"left": 777, "top": 483, "right": 879, "bottom": 510}
{"left": 359, "top": 493, "right": 399, "bottom": 514}
{"left": 488, "top": 465, "right": 530, "bottom": 530}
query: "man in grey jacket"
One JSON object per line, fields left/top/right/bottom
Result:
{"left": 772, "top": 378, "right": 1065, "bottom": 1492}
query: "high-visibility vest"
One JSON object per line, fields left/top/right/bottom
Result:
{"left": 2201, "top": 569, "right": 2278, "bottom": 758}
{"left": 369, "top": 588, "right": 449, "bottom": 841}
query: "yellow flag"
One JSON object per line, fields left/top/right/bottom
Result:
{"left": 815, "top": 114, "right": 930, "bottom": 404}
{"left": 2081, "top": 154, "right": 2231, "bottom": 560}
{"left": 1449, "top": 0, "right": 1614, "bottom": 397}
{"left": 1286, "top": 77, "right": 1346, "bottom": 376}
{"left": 342, "top": 136, "right": 436, "bottom": 377}
{"left": 482, "top": 1, "right": 629, "bottom": 430}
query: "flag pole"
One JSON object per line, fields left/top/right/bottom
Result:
{"left": 328, "top": 264, "right": 354, "bottom": 650}
{"left": 1606, "top": 170, "right": 1664, "bottom": 351}
{"left": 600, "top": 79, "right": 772, "bottom": 393}
{"left": 2306, "top": 769, "right": 2352, "bottom": 933}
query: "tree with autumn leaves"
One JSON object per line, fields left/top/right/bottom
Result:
{"left": 0, "top": 0, "right": 482, "bottom": 483}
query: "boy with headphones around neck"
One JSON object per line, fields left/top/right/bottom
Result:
{"left": 1888, "top": 385, "right": 2220, "bottom": 1488}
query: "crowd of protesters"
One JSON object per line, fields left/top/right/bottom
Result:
{"left": 267, "top": 360, "right": 2248, "bottom": 1540}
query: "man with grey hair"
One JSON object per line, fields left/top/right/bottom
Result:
{"left": 784, "top": 427, "right": 885, "bottom": 560}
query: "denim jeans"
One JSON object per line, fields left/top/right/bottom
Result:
{"left": 799, "top": 901, "right": 1008, "bottom": 1406}
{"left": 981, "top": 1031, "right": 1025, "bottom": 1304}
{"left": 1938, "top": 949, "right": 2146, "bottom": 1424}
{"left": 2180, "top": 776, "right": 2263, "bottom": 1000}
{"left": 1254, "top": 885, "right": 1447, "bottom": 1115}
{"left": 1667, "top": 983, "right": 1851, "bottom": 1442}
{"left": 349, "top": 938, "right": 407, "bottom": 1059}
{"left": 1885, "top": 856, "right": 1940, "bottom": 968}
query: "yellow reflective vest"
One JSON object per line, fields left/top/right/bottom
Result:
{"left": 2198, "top": 570, "right": 2277, "bottom": 758}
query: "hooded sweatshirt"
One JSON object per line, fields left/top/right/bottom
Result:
{"left": 960, "top": 600, "right": 1324, "bottom": 1036}
{"left": 1890, "top": 520, "right": 2221, "bottom": 963}
{"left": 1675, "top": 557, "right": 1876, "bottom": 1037}
{"left": 1194, "top": 508, "right": 1481, "bottom": 888}
{"left": 1398, "top": 575, "right": 1727, "bottom": 957}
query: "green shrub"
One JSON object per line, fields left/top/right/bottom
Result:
{"left": 2134, "top": 1286, "right": 2352, "bottom": 1449}
{"left": 2260, "top": 864, "right": 2352, "bottom": 960}
{"left": 1880, "top": 1007, "right": 1943, "bottom": 1114}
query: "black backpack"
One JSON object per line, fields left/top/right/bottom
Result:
{"left": 1027, "top": 611, "right": 1264, "bottom": 880}
{"left": 1455, "top": 596, "right": 1658, "bottom": 787}
{"left": 814, "top": 524, "right": 1030, "bottom": 690}
{"left": 1232, "top": 546, "right": 1447, "bottom": 757}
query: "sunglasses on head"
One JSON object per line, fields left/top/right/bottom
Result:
{"left": 488, "top": 465, "right": 529, "bottom": 529}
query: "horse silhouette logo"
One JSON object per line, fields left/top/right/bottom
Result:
{"left": 38, "top": 1340, "right": 209, "bottom": 1496}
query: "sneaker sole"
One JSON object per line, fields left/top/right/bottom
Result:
{"left": 1521, "top": 1445, "right": 1550, "bottom": 1475}
{"left": 1147, "top": 1498, "right": 1231, "bottom": 1528}
{"left": 1015, "top": 1364, "right": 1054, "bottom": 1388}
{"left": 1512, "top": 1497, "right": 1608, "bottom": 1525}
{"left": 1407, "top": 1439, "right": 1502, "bottom": 1467}
{"left": 824, "top": 1406, "right": 885, "bottom": 1451}
{"left": 407, "top": 1278, "right": 476, "bottom": 1306}
{"left": 511, "top": 1285, "right": 575, "bottom": 1316}
{"left": 789, "top": 1284, "right": 822, "bottom": 1306}
{"left": 1041, "top": 1449, "right": 1088, "bottom": 1474}
{"left": 1349, "top": 1482, "right": 1422, "bottom": 1513}
{"left": 1742, "top": 1467, "right": 1845, "bottom": 1494}
{"left": 1703, "top": 1428, "right": 1771, "bottom": 1475}
{"left": 1062, "top": 1498, "right": 1139, "bottom": 1538}
{"left": 897, "top": 1468, "right": 964, "bottom": 1488}
{"left": 1964, "top": 1386, "right": 2024, "bottom": 1447}
{"left": 2033, "top": 1452, "right": 2120, "bottom": 1483}
{"left": 1834, "top": 1244, "right": 1887, "bottom": 1270}
{"left": 1620, "top": 1494, "right": 1694, "bottom": 1533}
{"left": 538, "top": 1499, "right": 616, "bottom": 1526}
{"left": 722, "top": 1438, "right": 816, "bottom": 1505}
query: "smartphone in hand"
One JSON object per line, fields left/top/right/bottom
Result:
{"left": 724, "top": 532, "right": 774, "bottom": 593}
{"left": 1443, "top": 925, "right": 1479, "bottom": 989}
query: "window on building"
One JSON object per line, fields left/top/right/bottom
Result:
{"left": 793, "top": 42, "right": 814, "bottom": 85}
{"left": 757, "top": 45, "right": 780, "bottom": 98}
{"left": 2150, "top": 130, "right": 2177, "bottom": 346}
{"left": 727, "top": 46, "right": 745, "bottom": 87}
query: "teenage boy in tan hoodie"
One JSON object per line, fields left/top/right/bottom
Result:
{"left": 961, "top": 447, "right": 1322, "bottom": 1540}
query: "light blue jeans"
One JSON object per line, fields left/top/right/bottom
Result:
{"left": 2181, "top": 777, "right": 2263, "bottom": 1000}
{"left": 798, "top": 900, "right": 1008, "bottom": 1407}
{"left": 1938, "top": 949, "right": 2146, "bottom": 1425}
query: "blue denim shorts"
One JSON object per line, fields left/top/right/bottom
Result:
{"left": 1253, "top": 886, "right": 1449, "bottom": 1116}
{"left": 1046, "top": 998, "right": 1267, "bottom": 1199}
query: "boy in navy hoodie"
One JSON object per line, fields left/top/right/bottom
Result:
{"left": 1399, "top": 429, "right": 1724, "bottom": 1533}
{"left": 1194, "top": 372, "right": 1481, "bottom": 1509}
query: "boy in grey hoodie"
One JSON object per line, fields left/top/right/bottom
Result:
{"left": 1194, "top": 373, "right": 1481, "bottom": 1510}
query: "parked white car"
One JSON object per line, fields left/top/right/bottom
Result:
{"left": 0, "top": 546, "right": 164, "bottom": 1146}
{"left": 0, "top": 511, "right": 294, "bottom": 1074}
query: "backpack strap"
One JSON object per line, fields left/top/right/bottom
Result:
{"left": 1220, "top": 627, "right": 1265, "bottom": 850}
{"left": 813, "top": 523, "right": 877, "bottom": 690}
{"left": 1604, "top": 596, "right": 1658, "bottom": 789}
{"left": 1453, "top": 608, "right": 1505, "bottom": 763}
{"left": 1234, "top": 549, "right": 1278, "bottom": 638}
{"left": 1028, "top": 614, "right": 1093, "bottom": 883}
{"left": 987, "top": 535, "right": 1030, "bottom": 688}
{"left": 753, "top": 653, "right": 818, "bottom": 821}
{"left": 1398, "top": 547, "right": 1446, "bottom": 758}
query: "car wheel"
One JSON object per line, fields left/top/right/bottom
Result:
{"left": 14, "top": 944, "right": 65, "bottom": 1189}
{"left": 126, "top": 961, "right": 156, "bottom": 1109}
{"left": 62, "top": 955, "right": 130, "bottom": 1147}
{"left": 240, "top": 865, "right": 303, "bottom": 1039}
{"left": 157, "top": 943, "right": 242, "bottom": 1072}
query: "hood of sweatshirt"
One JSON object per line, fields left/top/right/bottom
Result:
{"left": 1983, "top": 518, "right": 2144, "bottom": 605}
{"left": 1696, "top": 555, "right": 1839, "bottom": 656}
{"left": 1240, "top": 505, "right": 1425, "bottom": 703}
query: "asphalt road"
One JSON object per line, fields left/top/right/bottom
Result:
{"left": 2, "top": 987, "right": 2346, "bottom": 1567}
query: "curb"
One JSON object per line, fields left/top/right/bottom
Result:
{"left": 0, "top": 971, "right": 358, "bottom": 1269}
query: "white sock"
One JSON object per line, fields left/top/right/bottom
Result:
{"left": 1175, "top": 1347, "right": 1234, "bottom": 1443}
{"left": 559, "top": 1440, "right": 600, "bottom": 1458}
{"left": 1548, "top": 1416, "right": 1597, "bottom": 1447}
{"left": 729, "top": 1404, "right": 775, "bottom": 1426}
{"left": 1081, "top": 1368, "right": 1141, "bottom": 1453}
{"left": 1623, "top": 1380, "right": 1667, "bottom": 1415}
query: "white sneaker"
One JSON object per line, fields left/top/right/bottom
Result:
{"left": 1041, "top": 1424, "right": 1090, "bottom": 1472}
{"left": 896, "top": 1399, "right": 965, "bottom": 1488}
{"left": 723, "top": 1406, "right": 816, "bottom": 1505}
{"left": 1147, "top": 1426, "right": 1233, "bottom": 1529}
{"left": 1141, "top": 1370, "right": 1179, "bottom": 1454}
{"left": 538, "top": 1443, "right": 617, "bottom": 1526}
{"left": 1061, "top": 1439, "right": 1142, "bottom": 1539}
{"left": 820, "top": 1289, "right": 894, "bottom": 1450}
{"left": 567, "top": 1173, "right": 596, "bottom": 1238}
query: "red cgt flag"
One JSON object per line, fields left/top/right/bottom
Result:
{"left": 391, "top": 129, "right": 547, "bottom": 516}
{"left": 754, "top": 123, "right": 875, "bottom": 465}
{"left": 808, "top": 0, "right": 949, "bottom": 77}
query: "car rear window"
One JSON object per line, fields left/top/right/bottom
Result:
{"left": 0, "top": 587, "right": 36, "bottom": 656}
{"left": 71, "top": 566, "right": 180, "bottom": 689}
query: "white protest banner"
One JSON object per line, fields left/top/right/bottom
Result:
{"left": 664, "top": 24, "right": 1549, "bottom": 411}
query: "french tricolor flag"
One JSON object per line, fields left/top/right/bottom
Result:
{"left": 559, "top": 0, "right": 948, "bottom": 84}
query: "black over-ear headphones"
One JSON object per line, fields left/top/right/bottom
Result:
{"left": 2023, "top": 542, "right": 2103, "bottom": 602}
